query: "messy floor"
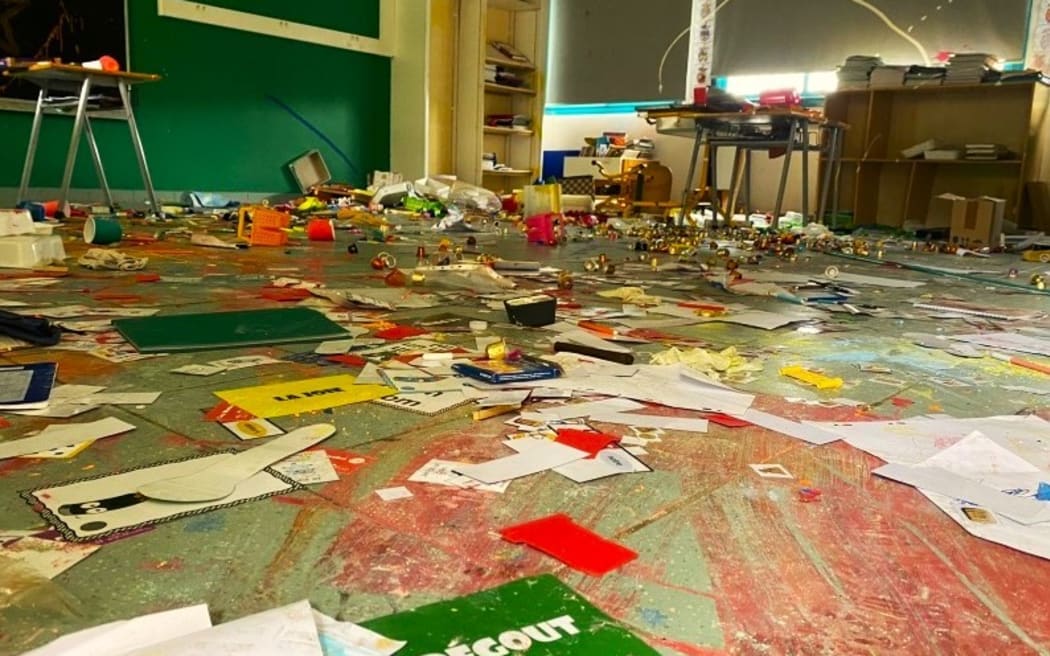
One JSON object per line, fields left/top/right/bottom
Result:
{"left": 1, "top": 208, "right": 1050, "bottom": 655}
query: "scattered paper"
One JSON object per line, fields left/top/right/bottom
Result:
{"left": 749, "top": 463, "right": 794, "bottom": 479}
{"left": 21, "top": 605, "right": 213, "bottom": 656}
{"left": 590, "top": 412, "right": 708, "bottom": 433}
{"left": 375, "top": 486, "right": 413, "bottom": 502}
{"left": 272, "top": 450, "right": 339, "bottom": 485}
{"left": 454, "top": 440, "right": 588, "bottom": 484}
{"left": 407, "top": 458, "right": 510, "bottom": 493}
{"left": 738, "top": 409, "right": 840, "bottom": 445}
{"left": 0, "top": 535, "right": 99, "bottom": 579}
{"left": 0, "top": 417, "right": 136, "bottom": 461}
{"left": 216, "top": 375, "right": 393, "bottom": 418}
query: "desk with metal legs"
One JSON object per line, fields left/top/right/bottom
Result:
{"left": 639, "top": 107, "right": 846, "bottom": 228}
{"left": 6, "top": 63, "right": 162, "bottom": 217}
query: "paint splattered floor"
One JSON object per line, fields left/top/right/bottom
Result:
{"left": 1, "top": 221, "right": 1049, "bottom": 655}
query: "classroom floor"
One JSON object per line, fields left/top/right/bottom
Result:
{"left": 2, "top": 218, "right": 1050, "bottom": 656}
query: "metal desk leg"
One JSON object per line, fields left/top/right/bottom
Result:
{"left": 17, "top": 87, "right": 47, "bottom": 204}
{"left": 831, "top": 127, "right": 843, "bottom": 229}
{"left": 710, "top": 144, "right": 719, "bottom": 225}
{"left": 771, "top": 121, "right": 797, "bottom": 229}
{"left": 58, "top": 79, "right": 93, "bottom": 216}
{"left": 744, "top": 149, "right": 752, "bottom": 216}
{"left": 800, "top": 120, "right": 810, "bottom": 224}
{"left": 118, "top": 80, "right": 161, "bottom": 217}
{"left": 817, "top": 126, "right": 835, "bottom": 225}
{"left": 84, "top": 119, "right": 114, "bottom": 208}
{"left": 677, "top": 122, "right": 704, "bottom": 225}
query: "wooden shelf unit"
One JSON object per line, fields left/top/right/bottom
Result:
{"left": 822, "top": 83, "right": 1050, "bottom": 228}
{"left": 455, "top": 0, "right": 548, "bottom": 192}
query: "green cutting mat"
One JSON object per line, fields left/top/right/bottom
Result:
{"left": 113, "top": 307, "right": 349, "bottom": 353}
{"left": 361, "top": 575, "right": 659, "bottom": 656}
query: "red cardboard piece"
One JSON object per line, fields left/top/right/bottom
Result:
{"left": 260, "top": 287, "right": 312, "bottom": 302}
{"left": 499, "top": 513, "right": 637, "bottom": 576}
{"left": 706, "top": 412, "right": 751, "bottom": 428}
{"left": 327, "top": 354, "right": 368, "bottom": 367}
{"left": 203, "top": 401, "right": 255, "bottom": 422}
{"left": 374, "top": 325, "right": 429, "bottom": 340}
{"left": 554, "top": 428, "right": 619, "bottom": 458}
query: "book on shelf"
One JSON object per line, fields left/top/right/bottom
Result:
{"left": 924, "top": 149, "right": 962, "bottom": 161}
{"left": 901, "top": 139, "right": 942, "bottom": 159}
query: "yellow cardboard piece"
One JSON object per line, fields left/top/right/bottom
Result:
{"left": 216, "top": 374, "right": 394, "bottom": 418}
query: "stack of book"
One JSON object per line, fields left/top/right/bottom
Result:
{"left": 1001, "top": 69, "right": 1050, "bottom": 85}
{"left": 945, "top": 53, "right": 1001, "bottom": 85}
{"left": 870, "top": 65, "right": 908, "bottom": 88}
{"left": 904, "top": 65, "right": 947, "bottom": 87}
{"left": 901, "top": 139, "right": 942, "bottom": 159}
{"left": 924, "top": 148, "right": 962, "bottom": 161}
{"left": 837, "top": 55, "right": 883, "bottom": 89}
{"left": 964, "top": 143, "right": 1008, "bottom": 161}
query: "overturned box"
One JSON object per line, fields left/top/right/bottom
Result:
{"left": 937, "top": 194, "right": 1006, "bottom": 246}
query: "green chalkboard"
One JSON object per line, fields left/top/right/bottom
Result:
{"left": 197, "top": 0, "right": 380, "bottom": 39}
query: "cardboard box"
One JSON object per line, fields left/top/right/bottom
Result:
{"left": 937, "top": 193, "right": 1005, "bottom": 246}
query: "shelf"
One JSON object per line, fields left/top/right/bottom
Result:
{"left": 835, "top": 157, "right": 1023, "bottom": 165}
{"left": 831, "top": 82, "right": 1037, "bottom": 96}
{"left": 484, "top": 126, "right": 534, "bottom": 136}
{"left": 486, "top": 56, "right": 535, "bottom": 71}
{"left": 482, "top": 168, "right": 532, "bottom": 176}
{"left": 488, "top": 0, "right": 540, "bottom": 11}
{"left": 484, "top": 83, "right": 536, "bottom": 96}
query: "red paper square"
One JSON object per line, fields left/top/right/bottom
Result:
{"left": 374, "top": 325, "right": 429, "bottom": 340}
{"left": 203, "top": 401, "right": 255, "bottom": 422}
{"left": 554, "top": 428, "right": 619, "bottom": 458}
{"left": 499, "top": 513, "right": 637, "bottom": 576}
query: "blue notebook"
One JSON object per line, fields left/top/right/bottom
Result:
{"left": 0, "top": 362, "right": 57, "bottom": 410}
{"left": 452, "top": 356, "right": 561, "bottom": 384}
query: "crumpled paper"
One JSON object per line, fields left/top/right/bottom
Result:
{"left": 597, "top": 286, "right": 661, "bottom": 306}
{"left": 650, "top": 346, "right": 762, "bottom": 380}
{"left": 77, "top": 248, "right": 148, "bottom": 271}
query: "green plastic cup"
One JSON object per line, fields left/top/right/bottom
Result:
{"left": 84, "top": 217, "right": 123, "bottom": 245}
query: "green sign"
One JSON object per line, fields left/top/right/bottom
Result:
{"left": 361, "top": 575, "right": 659, "bottom": 656}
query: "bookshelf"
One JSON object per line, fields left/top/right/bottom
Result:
{"left": 822, "top": 83, "right": 1050, "bottom": 228}
{"left": 455, "top": 0, "right": 549, "bottom": 192}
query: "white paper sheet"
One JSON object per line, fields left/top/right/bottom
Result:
{"left": 528, "top": 398, "right": 645, "bottom": 420}
{"left": 407, "top": 459, "right": 510, "bottom": 493}
{"left": 22, "top": 605, "right": 213, "bottom": 656}
{"left": 124, "top": 600, "right": 323, "bottom": 656}
{"left": 950, "top": 332, "right": 1050, "bottom": 358}
{"left": 313, "top": 610, "right": 405, "bottom": 655}
{"left": 0, "top": 417, "right": 136, "bottom": 461}
{"left": 506, "top": 441, "right": 651, "bottom": 483}
{"left": 738, "top": 410, "right": 841, "bottom": 445}
{"left": 874, "top": 462, "right": 1050, "bottom": 525}
{"left": 75, "top": 392, "right": 161, "bottom": 406}
{"left": 374, "top": 486, "right": 414, "bottom": 501}
{"left": 0, "top": 536, "right": 98, "bottom": 579}
{"left": 589, "top": 412, "right": 709, "bottom": 433}
{"left": 454, "top": 441, "right": 588, "bottom": 484}
{"left": 272, "top": 450, "right": 339, "bottom": 485}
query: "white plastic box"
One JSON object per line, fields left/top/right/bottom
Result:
{"left": 0, "top": 235, "right": 67, "bottom": 269}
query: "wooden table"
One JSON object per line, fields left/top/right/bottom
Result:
{"left": 6, "top": 63, "right": 162, "bottom": 216}
{"left": 639, "top": 106, "right": 847, "bottom": 227}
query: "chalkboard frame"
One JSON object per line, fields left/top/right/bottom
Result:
{"left": 156, "top": 0, "right": 394, "bottom": 58}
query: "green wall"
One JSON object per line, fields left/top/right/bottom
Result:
{"left": 0, "top": 1, "right": 389, "bottom": 193}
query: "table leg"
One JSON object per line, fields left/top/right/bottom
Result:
{"left": 830, "top": 127, "right": 844, "bottom": 229}
{"left": 800, "top": 120, "right": 810, "bottom": 225}
{"left": 677, "top": 123, "right": 704, "bottom": 225}
{"left": 17, "top": 87, "right": 47, "bottom": 204}
{"left": 118, "top": 80, "right": 161, "bottom": 217}
{"left": 744, "top": 149, "right": 752, "bottom": 216}
{"left": 84, "top": 118, "right": 114, "bottom": 208}
{"left": 710, "top": 144, "right": 720, "bottom": 225}
{"left": 818, "top": 126, "right": 835, "bottom": 225}
{"left": 772, "top": 121, "right": 796, "bottom": 229}
{"left": 59, "top": 79, "right": 93, "bottom": 217}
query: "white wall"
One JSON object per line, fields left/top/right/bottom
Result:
{"left": 390, "top": 0, "right": 430, "bottom": 180}
{"left": 542, "top": 111, "right": 820, "bottom": 215}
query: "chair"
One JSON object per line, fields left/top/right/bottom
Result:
{"left": 592, "top": 160, "right": 676, "bottom": 217}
